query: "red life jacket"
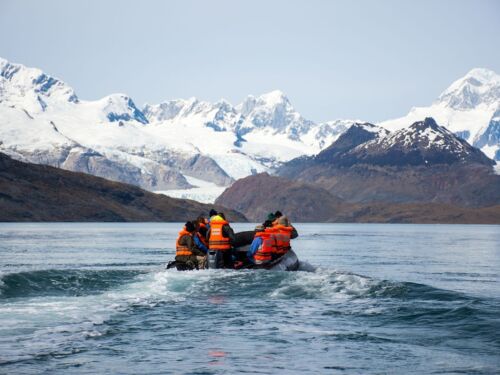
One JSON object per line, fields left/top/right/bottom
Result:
{"left": 209, "top": 215, "right": 231, "bottom": 251}
{"left": 269, "top": 225, "right": 292, "bottom": 255}
{"left": 176, "top": 228, "right": 193, "bottom": 256}
{"left": 196, "top": 223, "right": 209, "bottom": 247}
{"left": 253, "top": 232, "right": 275, "bottom": 263}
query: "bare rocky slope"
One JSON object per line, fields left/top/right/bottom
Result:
{"left": 0, "top": 153, "right": 246, "bottom": 222}
{"left": 215, "top": 173, "right": 500, "bottom": 224}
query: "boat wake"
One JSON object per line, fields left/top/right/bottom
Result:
{"left": 1, "top": 266, "right": 499, "bottom": 367}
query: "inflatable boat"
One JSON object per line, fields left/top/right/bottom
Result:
{"left": 166, "top": 231, "right": 300, "bottom": 271}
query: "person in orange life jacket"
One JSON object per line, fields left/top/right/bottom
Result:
{"left": 195, "top": 215, "right": 209, "bottom": 238}
{"left": 206, "top": 209, "right": 218, "bottom": 230}
{"left": 263, "top": 211, "right": 298, "bottom": 260}
{"left": 262, "top": 212, "right": 276, "bottom": 229}
{"left": 273, "top": 211, "right": 299, "bottom": 239}
{"left": 193, "top": 217, "right": 209, "bottom": 253}
{"left": 247, "top": 225, "right": 274, "bottom": 265}
{"left": 175, "top": 221, "right": 207, "bottom": 269}
{"left": 207, "top": 212, "right": 235, "bottom": 268}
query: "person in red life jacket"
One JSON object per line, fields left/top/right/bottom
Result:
{"left": 207, "top": 212, "right": 235, "bottom": 268}
{"left": 262, "top": 212, "right": 276, "bottom": 229}
{"left": 247, "top": 225, "right": 275, "bottom": 265}
{"left": 175, "top": 221, "right": 207, "bottom": 269}
{"left": 193, "top": 217, "right": 209, "bottom": 255}
{"left": 273, "top": 211, "right": 299, "bottom": 239}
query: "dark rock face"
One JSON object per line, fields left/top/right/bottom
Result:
{"left": 215, "top": 173, "right": 500, "bottom": 224}
{"left": 0, "top": 153, "right": 246, "bottom": 222}
{"left": 315, "top": 122, "right": 387, "bottom": 163}
{"left": 354, "top": 118, "right": 494, "bottom": 167}
{"left": 215, "top": 173, "right": 345, "bottom": 222}
{"left": 278, "top": 118, "right": 500, "bottom": 207}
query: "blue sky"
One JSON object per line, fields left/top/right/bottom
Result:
{"left": 1, "top": 0, "right": 499, "bottom": 122}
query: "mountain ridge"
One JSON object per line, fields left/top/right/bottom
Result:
{"left": 1, "top": 57, "right": 499, "bottom": 205}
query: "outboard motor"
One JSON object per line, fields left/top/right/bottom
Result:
{"left": 207, "top": 250, "right": 217, "bottom": 269}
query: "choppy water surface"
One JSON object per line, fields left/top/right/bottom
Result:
{"left": 0, "top": 223, "right": 499, "bottom": 374}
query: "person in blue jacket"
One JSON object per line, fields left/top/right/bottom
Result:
{"left": 247, "top": 225, "right": 265, "bottom": 264}
{"left": 192, "top": 220, "right": 209, "bottom": 255}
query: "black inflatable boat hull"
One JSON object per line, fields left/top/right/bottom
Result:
{"left": 167, "top": 249, "right": 300, "bottom": 272}
{"left": 268, "top": 249, "right": 299, "bottom": 271}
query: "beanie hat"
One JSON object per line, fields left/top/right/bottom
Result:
{"left": 267, "top": 212, "right": 276, "bottom": 222}
{"left": 209, "top": 209, "right": 218, "bottom": 217}
{"left": 185, "top": 221, "right": 195, "bottom": 232}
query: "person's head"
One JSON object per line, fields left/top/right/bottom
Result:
{"left": 184, "top": 221, "right": 195, "bottom": 233}
{"left": 255, "top": 224, "right": 265, "bottom": 232}
{"left": 263, "top": 220, "right": 273, "bottom": 228}
{"left": 266, "top": 212, "right": 276, "bottom": 222}
{"left": 274, "top": 211, "right": 283, "bottom": 218}
{"left": 196, "top": 215, "right": 206, "bottom": 225}
{"left": 276, "top": 215, "right": 290, "bottom": 226}
{"left": 191, "top": 220, "right": 200, "bottom": 230}
{"left": 209, "top": 209, "right": 218, "bottom": 217}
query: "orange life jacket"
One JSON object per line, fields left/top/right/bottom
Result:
{"left": 253, "top": 232, "right": 275, "bottom": 263}
{"left": 196, "top": 222, "right": 209, "bottom": 247}
{"left": 268, "top": 225, "right": 292, "bottom": 255}
{"left": 176, "top": 228, "right": 193, "bottom": 256}
{"left": 209, "top": 216, "right": 231, "bottom": 251}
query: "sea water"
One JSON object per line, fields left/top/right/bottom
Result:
{"left": 0, "top": 223, "right": 499, "bottom": 374}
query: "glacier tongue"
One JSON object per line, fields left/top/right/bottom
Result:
{"left": 155, "top": 175, "right": 228, "bottom": 204}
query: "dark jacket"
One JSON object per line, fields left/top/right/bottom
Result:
{"left": 176, "top": 234, "right": 205, "bottom": 262}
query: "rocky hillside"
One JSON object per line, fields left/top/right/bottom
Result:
{"left": 0, "top": 153, "right": 246, "bottom": 222}
{"left": 278, "top": 118, "right": 500, "bottom": 207}
{"left": 215, "top": 173, "right": 346, "bottom": 222}
{"left": 215, "top": 173, "right": 500, "bottom": 224}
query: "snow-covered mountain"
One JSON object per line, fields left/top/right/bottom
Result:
{"left": 0, "top": 57, "right": 353, "bottom": 200}
{"left": 1, "top": 57, "right": 498, "bottom": 203}
{"left": 380, "top": 68, "right": 500, "bottom": 161}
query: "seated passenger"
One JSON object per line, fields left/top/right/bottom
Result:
{"left": 262, "top": 212, "right": 276, "bottom": 229}
{"left": 195, "top": 216, "right": 209, "bottom": 244}
{"left": 274, "top": 211, "right": 299, "bottom": 239}
{"left": 247, "top": 225, "right": 275, "bottom": 265}
{"left": 207, "top": 212, "right": 235, "bottom": 268}
{"left": 175, "top": 221, "right": 207, "bottom": 270}
{"left": 193, "top": 219, "right": 209, "bottom": 256}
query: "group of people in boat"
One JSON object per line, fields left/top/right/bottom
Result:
{"left": 174, "top": 209, "right": 298, "bottom": 270}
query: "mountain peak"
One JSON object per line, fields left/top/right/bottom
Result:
{"left": 464, "top": 68, "right": 499, "bottom": 82}
{"left": 258, "top": 90, "right": 289, "bottom": 106}
{"left": 0, "top": 56, "right": 79, "bottom": 109}
{"left": 99, "top": 93, "right": 148, "bottom": 124}
{"left": 436, "top": 67, "right": 500, "bottom": 110}
{"left": 409, "top": 117, "right": 440, "bottom": 132}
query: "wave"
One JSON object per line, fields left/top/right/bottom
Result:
{"left": 0, "top": 269, "right": 145, "bottom": 299}
{"left": 1, "top": 266, "right": 499, "bottom": 369}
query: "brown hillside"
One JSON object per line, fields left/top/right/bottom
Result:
{"left": 0, "top": 153, "right": 246, "bottom": 222}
